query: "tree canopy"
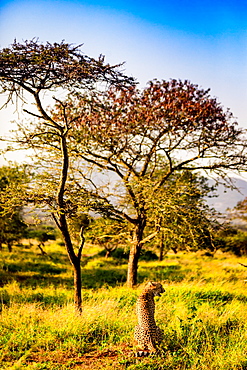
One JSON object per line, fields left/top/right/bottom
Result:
{"left": 70, "top": 79, "right": 246, "bottom": 176}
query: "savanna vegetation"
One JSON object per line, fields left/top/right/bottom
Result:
{"left": 1, "top": 38, "right": 247, "bottom": 369}
{"left": 0, "top": 241, "right": 247, "bottom": 369}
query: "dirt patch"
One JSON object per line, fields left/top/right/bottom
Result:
{"left": 26, "top": 344, "right": 135, "bottom": 370}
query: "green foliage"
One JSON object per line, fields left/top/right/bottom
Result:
{"left": 145, "top": 170, "right": 219, "bottom": 255}
{"left": 0, "top": 165, "right": 30, "bottom": 251}
{"left": 96, "top": 247, "right": 158, "bottom": 262}
{"left": 215, "top": 226, "right": 247, "bottom": 256}
{"left": 0, "top": 212, "right": 27, "bottom": 251}
{"left": 97, "top": 247, "right": 129, "bottom": 259}
{"left": 226, "top": 231, "right": 247, "bottom": 256}
{"left": 85, "top": 217, "right": 129, "bottom": 258}
{"left": 27, "top": 225, "right": 56, "bottom": 243}
{"left": 139, "top": 249, "right": 159, "bottom": 261}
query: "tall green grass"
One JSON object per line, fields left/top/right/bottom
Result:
{"left": 0, "top": 243, "right": 247, "bottom": 369}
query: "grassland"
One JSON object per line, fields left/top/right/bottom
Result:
{"left": 0, "top": 241, "right": 247, "bottom": 369}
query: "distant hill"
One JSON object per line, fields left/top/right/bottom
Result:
{"left": 207, "top": 178, "right": 247, "bottom": 213}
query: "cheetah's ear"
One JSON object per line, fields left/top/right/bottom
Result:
{"left": 145, "top": 281, "right": 153, "bottom": 288}
{"left": 145, "top": 281, "right": 157, "bottom": 289}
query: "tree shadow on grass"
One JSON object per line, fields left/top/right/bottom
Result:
{"left": 0, "top": 259, "right": 72, "bottom": 289}
{"left": 138, "top": 264, "right": 186, "bottom": 284}
{"left": 2, "top": 261, "right": 67, "bottom": 274}
{"left": 192, "top": 290, "right": 247, "bottom": 303}
{"left": 0, "top": 288, "right": 70, "bottom": 308}
{"left": 81, "top": 267, "right": 127, "bottom": 289}
{"left": 0, "top": 270, "right": 74, "bottom": 288}
{"left": 1, "top": 260, "right": 186, "bottom": 292}
{"left": 0, "top": 267, "right": 128, "bottom": 309}
{"left": 0, "top": 263, "right": 127, "bottom": 291}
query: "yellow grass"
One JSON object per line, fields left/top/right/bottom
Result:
{"left": 0, "top": 246, "right": 247, "bottom": 369}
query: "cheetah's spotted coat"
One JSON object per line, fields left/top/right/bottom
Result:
{"left": 134, "top": 281, "right": 165, "bottom": 355}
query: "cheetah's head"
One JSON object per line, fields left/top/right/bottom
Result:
{"left": 145, "top": 281, "right": 165, "bottom": 297}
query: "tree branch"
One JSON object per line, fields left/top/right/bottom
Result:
{"left": 23, "top": 109, "right": 43, "bottom": 120}
{"left": 77, "top": 225, "right": 85, "bottom": 260}
{"left": 34, "top": 91, "right": 62, "bottom": 131}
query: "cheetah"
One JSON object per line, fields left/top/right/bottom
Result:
{"left": 134, "top": 281, "right": 165, "bottom": 356}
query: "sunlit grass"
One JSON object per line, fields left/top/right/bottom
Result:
{"left": 0, "top": 243, "right": 247, "bottom": 369}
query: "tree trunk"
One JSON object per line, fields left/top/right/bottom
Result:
{"left": 7, "top": 242, "right": 12, "bottom": 252}
{"left": 127, "top": 218, "right": 146, "bottom": 288}
{"left": 37, "top": 243, "right": 53, "bottom": 260}
{"left": 57, "top": 134, "right": 83, "bottom": 312}
{"left": 159, "top": 231, "right": 164, "bottom": 261}
{"left": 60, "top": 218, "right": 83, "bottom": 312}
{"left": 127, "top": 244, "right": 141, "bottom": 287}
{"left": 105, "top": 250, "right": 111, "bottom": 258}
{"left": 73, "top": 261, "right": 82, "bottom": 313}
{"left": 105, "top": 245, "right": 117, "bottom": 258}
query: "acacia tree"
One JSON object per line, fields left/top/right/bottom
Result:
{"left": 145, "top": 171, "right": 219, "bottom": 258}
{"left": 57, "top": 79, "right": 247, "bottom": 287}
{"left": 0, "top": 39, "right": 135, "bottom": 310}
{"left": 85, "top": 217, "right": 129, "bottom": 258}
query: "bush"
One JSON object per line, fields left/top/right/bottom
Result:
{"left": 139, "top": 249, "right": 158, "bottom": 261}
{"left": 217, "top": 231, "right": 247, "bottom": 256}
{"left": 97, "top": 247, "right": 129, "bottom": 260}
{"left": 97, "top": 247, "right": 158, "bottom": 261}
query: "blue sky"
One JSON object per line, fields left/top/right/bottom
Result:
{"left": 1, "top": 0, "right": 246, "bottom": 35}
{"left": 0, "top": 0, "right": 247, "bottom": 163}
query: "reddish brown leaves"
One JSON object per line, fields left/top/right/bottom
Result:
{"left": 71, "top": 79, "right": 244, "bottom": 174}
